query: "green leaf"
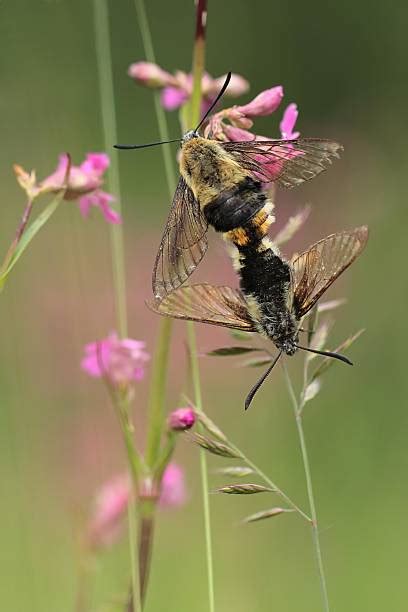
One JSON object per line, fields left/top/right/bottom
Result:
{"left": 0, "top": 193, "right": 63, "bottom": 289}
{"left": 207, "top": 346, "right": 262, "bottom": 357}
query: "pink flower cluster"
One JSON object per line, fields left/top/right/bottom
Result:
{"left": 81, "top": 332, "right": 150, "bottom": 386}
{"left": 128, "top": 61, "right": 249, "bottom": 113}
{"left": 88, "top": 464, "right": 186, "bottom": 549}
{"left": 14, "top": 153, "right": 120, "bottom": 224}
{"left": 205, "top": 87, "right": 300, "bottom": 143}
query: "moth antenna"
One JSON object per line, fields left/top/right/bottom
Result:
{"left": 113, "top": 139, "right": 181, "bottom": 150}
{"left": 244, "top": 351, "right": 282, "bottom": 411}
{"left": 295, "top": 344, "right": 353, "bottom": 366}
{"left": 194, "top": 71, "right": 232, "bottom": 133}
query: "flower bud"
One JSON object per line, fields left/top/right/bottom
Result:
{"left": 128, "top": 61, "right": 174, "bottom": 88}
{"left": 279, "top": 103, "right": 300, "bottom": 140}
{"left": 168, "top": 407, "right": 196, "bottom": 431}
{"left": 235, "top": 86, "right": 284, "bottom": 117}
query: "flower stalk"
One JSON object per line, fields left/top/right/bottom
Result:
{"left": 283, "top": 359, "right": 331, "bottom": 612}
{"left": 92, "top": 2, "right": 141, "bottom": 610}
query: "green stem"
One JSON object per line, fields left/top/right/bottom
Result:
{"left": 187, "top": 322, "right": 215, "bottom": 612}
{"left": 189, "top": 0, "right": 208, "bottom": 128}
{"left": 133, "top": 0, "right": 177, "bottom": 196}
{"left": 93, "top": 0, "right": 128, "bottom": 337}
{"left": 93, "top": 3, "right": 141, "bottom": 611}
{"left": 282, "top": 361, "right": 330, "bottom": 612}
{"left": 186, "top": 5, "right": 215, "bottom": 611}
{"left": 145, "top": 317, "right": 172, "bottom": 467}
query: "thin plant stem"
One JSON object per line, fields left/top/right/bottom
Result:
{"left": 93, "top": 3, "right": 141, "bottom": 611}
{"left": 187, "top": 4, "right": 216, "bottom": 611}
{"left": 133, "top": 0, "right": 177, "bottom": 195}
{"left": 145, "top": 317, "right": 172, "bottom": 467}
{"left": 282, "top": 361, "right": 330, "bottom": 612}
{"left": 132, "top": 1, "right": 178, "bottom": 607}
{"left": 189, "top": 0, "right": 207, "bottom": 129}
{"left": 0, "top": 198, "right": 34, "bottom": 275}
{"left": 93, "top": 0, "right": 127, "bottom": 337}
{"left": 187, "top": 322, "right": 215, "bottom": 612}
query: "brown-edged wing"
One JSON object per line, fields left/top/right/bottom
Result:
{"left": 222, "top": 138, "right": 343, "bottom": 189}
{"left": 152, "top": 177, "right": 208, "bottom": 299}
{"left": 147, "top": 283, "right": 257, "bottom": 331}
{"left": 290, "top": 226, "right": 369, "bottom": 319}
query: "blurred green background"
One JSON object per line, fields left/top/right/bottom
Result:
{"left": 1, "top": 1, "right": 407, "bottom": 611}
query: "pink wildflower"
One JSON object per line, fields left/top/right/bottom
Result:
{"left": 168, "top": 407, "right": 196, "bottom": 431}
{"left": 128, "top": 62, "right": 249, "bottom": 112}
{"left": 159, "top": 464, "right": 186, "bottom": 508}
{"left": 81, "top": 332, "right": 150, "bottom": 385}
{"left": 88, "top": 474, "right": 130, "bottom": 549}
{"left": 14, "top": 153, "right": 120, "bottom": 224}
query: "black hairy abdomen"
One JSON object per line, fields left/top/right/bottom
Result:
{"left": 203, "top": 177, "right": 266, "bottom": 232}
{"left": 239, "top": 247, "right": 290, "bottom": 305}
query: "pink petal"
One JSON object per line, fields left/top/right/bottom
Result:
{"left": 161, "top": 86, "right": 189, "bottom": 111}
{"left": 235, "top": 86, "right": 284, "bottom": 117}
{"left": 280, "top": 103, "right": 300, "bottom": 140}
{"left": 128, "top": 61, "right": 175, "bottom": 87}
{"left": 159, "top": 464, "right": 186, "bottom": 508}
{"left": 223, "top": 125, "right": 256, "bottom": 142}
{"left": 81, "top": 153, "right": 110, "bottom": 175}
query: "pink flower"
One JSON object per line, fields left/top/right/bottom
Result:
{"left": 14, "top": 153, "right": 120, "bottom": 224}
{"left": 88, "top": 474, "right": 130, "bottom": 549}
{"left": 159, "top": 464, "right": 186, "bottom": 508}
{"left": 128, "top": 62, "right": 249, "bottom": 112}
{"left": 161, "top": 86, "right": 189, "bottom": 111}
{"left": 234, "top": 86, "right": 283, "bottom": 117}
{"left": 128, "top": 61, "right": 175, "bottom": 87}
{"left": 79, "top": 191, "right": 120, "bottom": 224}
{"left": 280, "top": 103, "right": 300, "bottom": 140}
{"left": 168, "top": 407, "right": 196, "bottom": 431}
{"left": 81, "top": 332, "right": 150, "bottom": 386}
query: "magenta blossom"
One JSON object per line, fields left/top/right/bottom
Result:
{"left": 81, "top": 332, "right": 150, "bottom": 386}
{"left": 88, "top": 474, "right": 130, "bottom": 549}
{"left": 128, "top": 61, "right": 249, "bottom": 113}
{"left": 159, "top": 464, "right": 186, "bottom": 508}
{"left": 14, "top": 153, "right": 120, "bottom": 224}
{"left": 168, "top": 407, "right": 196, "bottom": 431}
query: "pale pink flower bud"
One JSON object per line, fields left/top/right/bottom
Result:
{"left": 128, "top": 61, "right": 174, "bottom": 88}
{"left": 88, "top": 474, "right": 130, "bottom": 550}
{"left": 280, "top": 103, "right": 300, "bottom": 140}
{"left": 81, "top": 332, "right": 150, "bottom": 386}
{"left": 161, "top": 86, "right": 189, "bottom": 110}
{"left": 235, "top": 86, "right": 284, "bottom": 117}
{"left": 168, "top": 407, "right": 196, "bottom": 431}
{"left": 211, "top": 73, "right": 249, "bottom": 98}
{"left": 223, "top": 125, "right": 256, "bottom": 142}
{"left": 159, "top": 464, "right": 186, "bottom": 508}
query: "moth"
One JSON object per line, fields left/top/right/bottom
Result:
{"left": 115, "top": 73, "right": 343, "bottom": 299}
{"left": 148, "top": 226, "right": 369, "bottom": 409}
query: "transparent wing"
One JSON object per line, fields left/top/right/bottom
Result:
{"left": 152, "top": 177, "right": 208, "bottom": 299}
{"left": 291, "top": 226, "right": 368, "bottom": 318}
{"left": 147, "top": 283, "right": 257, "bottom": 331}
{"left": 222, "top": 138, "right": 343, "bottom": 189}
